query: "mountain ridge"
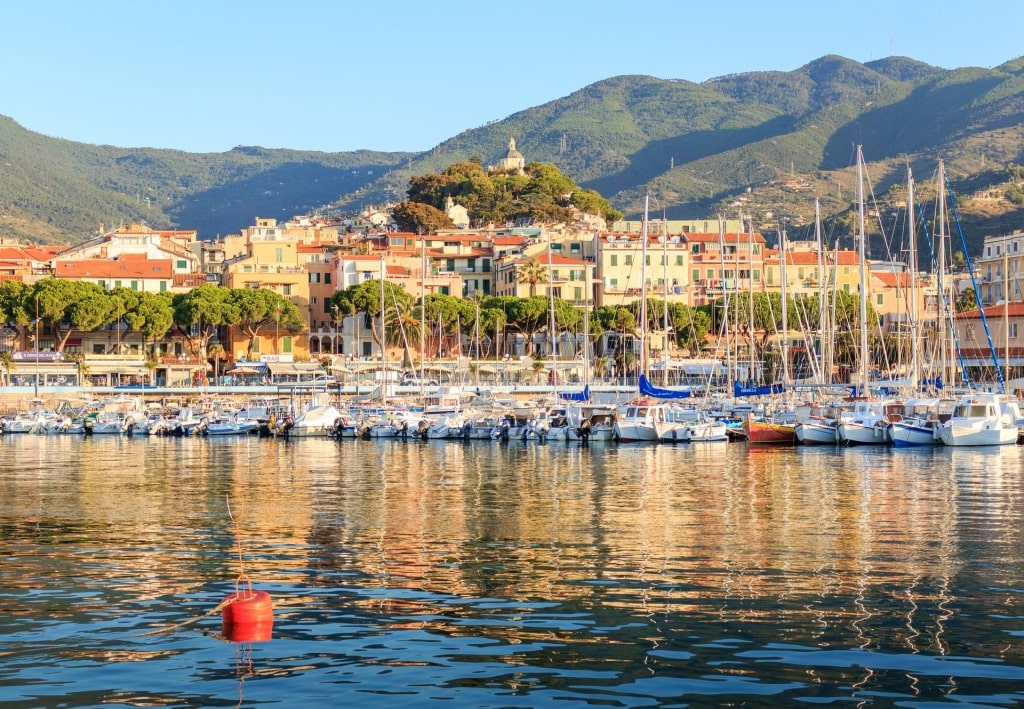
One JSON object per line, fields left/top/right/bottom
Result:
{"left": 1, "top": 53, "right": 1023, "bottom": 253}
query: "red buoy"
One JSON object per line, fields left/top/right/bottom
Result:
{"left": 221, "top": 589, "right": 273, "bottom": 642}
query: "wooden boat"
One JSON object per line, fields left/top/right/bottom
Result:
{"left": 743, "top": 413, "right": 796, "bottom": 444}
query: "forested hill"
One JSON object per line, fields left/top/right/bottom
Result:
{"left": 2, "top": 53, "right": 1024, "bottom": 250}
{"left": 0, "top": 117, "right": 412, "bottom": 243}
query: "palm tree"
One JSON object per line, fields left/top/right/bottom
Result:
{"left": 208, "top": 343, "right": 227, "bottom": 385}
{"left": 384, "top": 300, "right": 423, "bottom": 369}
{"left": 515, "top": 257, "right": 548, "bottom": 298}
{"left": 0, "top": 350, "right": 11, "bottom": 386}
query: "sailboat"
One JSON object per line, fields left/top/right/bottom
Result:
{"left": 741, "top": 219, "right": 797, "bottom": 444}
{"left": 613, "top": 195, "right": 694, "bottom": 442}
{"left": 834, "top": 146, "right": 898, "bottom": 445}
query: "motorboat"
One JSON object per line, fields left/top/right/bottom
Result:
{"left": 938, "top": 392, "right": 1023, "bottom": 447}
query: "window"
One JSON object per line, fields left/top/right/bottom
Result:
{"left": 283, "top": 337, "right": 292, "bottom": 354}
{"left": 610, "top": 255, "right": 618, "bottom": 267}
{"left": 114, "top": 280, "right": 122, "bottom": 288}
{"left": 325, "top": 273, "right": 331, "bottom": 284}
{"left": 1011, "top": 323, "right": 1019, "bottom": 339}
{"left": 624, "top": 255, "right": 633, "bottom": 266}
{"left": 675, "top": 255, "right": 683, "bottom": 266}
{"left": 610, "top": 278, "right": 618, "bottom": 289}
{"left": 574, "top": 287, "right": 582, "bottom": 300}
{"left": 283, "top": 285, "right": 292, "bottom": 296}
{"left": 645, "top": 255, "right": 651, "bottom": 266}
{"left": 176, "top": 260, "right": 187, "bottom": 269}
{"left": 159, "top": 281, "right": 167, "bottom": 292}
{"left": 692, "top": 269, "right": 700, "bottom": 282}
{"left": 482, "top": 258, "right": 491, "bottom": 272}
{"left": 130, "top": 280, "right": 138, "bottom": 290}
{"left": 275, "top": 248, "right": 284, "bottom": 263}
{"left": 876, "top": 294, "right": 884, "bottom": 306}
{"left": 692, "top": 244, "right": 700, "bottom": 254}
{"left": 705, "top": 269, "right": 714, "bottom": 280}
{"left": 311, "top": 296, "right": 318, "bottom": 305}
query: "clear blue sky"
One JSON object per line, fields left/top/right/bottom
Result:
{"left": 3, "top": 0, "right": 1021, "bottom": 154}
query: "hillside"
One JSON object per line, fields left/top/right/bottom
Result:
{"left": 0, "top": 116, "right": 414, "bottom": 242}
{"left": 335, "top": 54, "right": 1024, "bottom": 255}
{"left": 2, "top": 53, "right": 1023, "bottom": 257}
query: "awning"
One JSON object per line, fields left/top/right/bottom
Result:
{"left": 267, "top": 362, "right": 327, "bottom": 376}
{"left": 228, "top": 362, "right": 268, "bottom": 375}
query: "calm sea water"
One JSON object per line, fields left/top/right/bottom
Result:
{"left": 2, "top": 434, "right": 1024, "bottom": 707}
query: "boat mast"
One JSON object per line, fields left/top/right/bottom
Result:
{"left": 718, "top": 217, "right": 731, "bottom": 386}
{"left": 419, "top": 233, "right": 426, "bottom": 398}
{"left": 662, "top": 218, "right": 670, "bottom": 383}
{"left": 936, "top": 160, "right": 951, "bottom": 388}
{"left": 907, "top": 167, "right": 920, "bottom": 392}
{"left": 814, "top": 199, "right": 828, "bottom": 385}
{"left": 780, "top": 223, "right": 790, "bottom": 387}
{"left": 856, "top": 146, "right": 869, "bottom": 395}
{"left": 1004, "top": 238, "right": 1010, "bottom": 386}
{"left": 748, "top": 219, "right": 755, "bottom": 384}
{"left": 380, "top": 251, "right": 388, "bottom": 407}
{"left": 639, "top": 193, "right": 650, "bottom": 379}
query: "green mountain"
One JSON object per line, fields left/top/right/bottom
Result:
{"left": 0, "top": 116, "right": 413, "bottom": 242}
{"left": 2, "top": 54, "right": 1023, "bottom": 254}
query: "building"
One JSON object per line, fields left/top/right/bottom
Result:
{"left": 974, "top": 231, "right": 1024, "bottom": 305}
{"left": 493, "top": 136, "right": 526, "bottom": 174}
{"left": 594, "top": 231, "right": 690, "bottom": 306}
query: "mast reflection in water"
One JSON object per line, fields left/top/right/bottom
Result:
{"left": 2, "top": 435, "right": 1024, "bottom": 706}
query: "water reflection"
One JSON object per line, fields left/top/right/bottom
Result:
{"left": 2, "top": 436, "right": 1024, "bottom": 705}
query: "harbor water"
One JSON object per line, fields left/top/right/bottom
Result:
{"left": 3, "top": 435, "right": 1024, "bottom": 707}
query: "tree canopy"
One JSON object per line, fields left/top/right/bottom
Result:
{"left": 405, "top": 160, "right": 623, "bottom": 229}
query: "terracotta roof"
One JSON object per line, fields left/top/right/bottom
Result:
{"left": 531, "top": 253, "right": 591, "bottom": 267}
{"left": 55, "top": 259, "right": 173, "bottom": 279}
{"left": 682, "top": 232, "right": 766, "bottom": 244}
{"left": 764, "top": 250, "right": 861, "bottom": 266}
{"left": 957, "top": 301, "right": 1024, "bottom": 319}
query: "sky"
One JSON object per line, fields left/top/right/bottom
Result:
{"left": 3, "top": 0, "right": 1023, "bottom": 155}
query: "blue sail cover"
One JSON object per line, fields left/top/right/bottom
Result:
{"left": 638, "top": 374, "right": 691, "bottom": 400}
{"left": 558, "top": 385, "right": 590, "bottom": 402}
{"left": 733, "top": 381, "right": 785, "bottom": 397}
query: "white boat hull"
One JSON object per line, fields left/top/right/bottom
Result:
{"left": 939, "top": 425, "right": 1017, "bottom": 447}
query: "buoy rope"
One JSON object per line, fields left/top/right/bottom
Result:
{"left": 136, "top": 597, "right": 234, "bottom": 636}
{"left": 226, "top": 495, "right": 253, "bottom": 596}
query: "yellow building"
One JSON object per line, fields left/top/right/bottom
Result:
{"left": 593, "top": 231, "right": 691, "bottom": 306}
{"left": 221, "top": 217, "right": 312, "bottom": 361}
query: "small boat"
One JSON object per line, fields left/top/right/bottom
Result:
{"left": 887, "top": 398, "right": 953, "bottom": 448}
{"left": 836, "top": 399, "right": 899, "bottom": 446}
{"left": 938, "top": 392, "right": 1023, "bottom": 447}
{"left": 613, "top": 400, "right": 665, "bottom": 442}
{"left": 743, "top": 412, "right": 796, "bottom": 444}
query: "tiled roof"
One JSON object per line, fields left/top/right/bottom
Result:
{"left": 55, "top": 259, "right": 173, "bottom": 279}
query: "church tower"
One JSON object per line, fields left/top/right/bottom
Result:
{"left": 495, "top": 136, "right": 526, "bottom": 174}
